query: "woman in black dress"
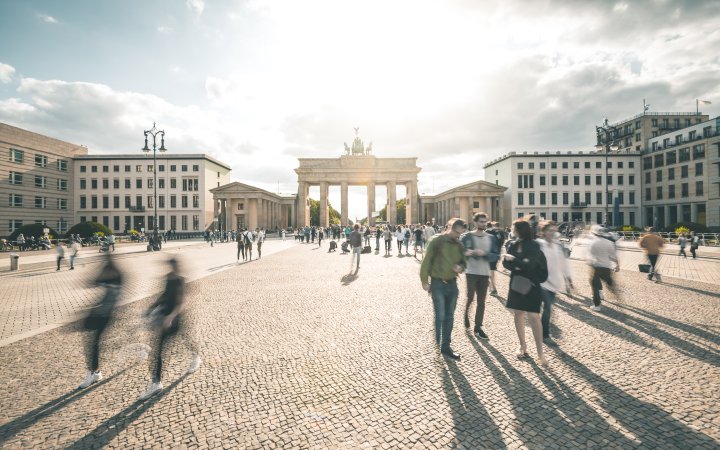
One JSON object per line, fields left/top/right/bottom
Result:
{"left": 502, "top": 219, "right": 549, "bottom": 367}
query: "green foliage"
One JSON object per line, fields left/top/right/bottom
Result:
{"left": 8, "top": 223, "right": 59, "bottom": 241}
{"left": 67, "top": 221, "right": 112, "bottom": 238}
{"left": 378, "top": 199, "right": 406, "bottom": 224}
{"left": 309, "top": 199, "right": 341, "bottom": 226}
{"left": 663, "top": 222, "right": 710, "bottom": 233}
{"left": 620, "top": 225, "right": 641, "bottom": 232}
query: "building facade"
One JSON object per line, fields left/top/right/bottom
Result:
{"left": 72, "top": 154, "right": 231, "bottom": 234}
{"left": 419, "top": 181, "right": 507, "bottom": 227}
{"left": 598, "top": 112, "right": 709, "bottom": 153}
{"left": 484, "top": 150, "right": 643, "bottom": 227}
{"left": 642, "top": 117, "right": 720, "bottom": 230}
{"left": 210, "top": 182, "right": 296, "bottom": 231}
{"left": 1, "top": 123, "right": 87, "bottom": 237}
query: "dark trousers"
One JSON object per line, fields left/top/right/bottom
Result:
{"left": 431, "top": 278, "right": 459, "bottom": 350}
{"left": 257, "top": 241, "right": 263, "bottom": 258}
{"left": 590, "top": 267, "right": 614, "bottom": 306}
{"left": 690, "top": 245, "right": 697, "bottom": 259}
{"left": 376, "top": 236, "right": 380, "bottom": 250}
{"left": 237, "top": 246, "right": 244, "bottom": 260}
{"left": 385, "top": 240, "right": 391, "bottom": 253}
{"left": 465, "top": 274, "right": 489, "bottom": 330}
{"left": 151, "top": 316, "right": 196, "bottom": 382}
{"left": 86, "top": 317, "right": 110, "bottom": 372}
{"left": 648, "top": 254, "right": 659, "bottom": 279}
{"left": 541, "top": 288, "right": 555, "bottom": 338}
{"left": 679, "top": 247, "right": 687, "bottom": 258}
{"left": 57, "top": 256, "right": 64, "bottom": 270}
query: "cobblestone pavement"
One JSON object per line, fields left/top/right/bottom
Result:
{"left": 0, "top": 239, "right": 295, "bottom": 346}
{"left": 0, "top": 240, "right": 718, "bottom": 449}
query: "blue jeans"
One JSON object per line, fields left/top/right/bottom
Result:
{"left": 431, "top": 278, "right": 459, "bottom": 350}
{"left": 352, "top": 247, "right": 361, "bottom": 269}
{"left": 541, "top": 288, "right": 555, "bottom": 338}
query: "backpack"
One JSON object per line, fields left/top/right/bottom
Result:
{"left": 243, "top": 232, "right": 252, "bottom": 245}
{"left": 405, "top": 229, "right": 411, "bottom": 239}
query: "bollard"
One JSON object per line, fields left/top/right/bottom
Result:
{"left": 9, "top": 253, "right": 20, "bottom": 271}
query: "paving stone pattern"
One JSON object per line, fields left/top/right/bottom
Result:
{"left": 0, "top": 240, "right": 718, "bottom": 449}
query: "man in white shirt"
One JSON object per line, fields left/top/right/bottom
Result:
{"left": 587, "top": 225, "right": 619, "bottom": 311}
{"left": 424, "top": 222, "right": 435, "bottom": 242}
{"left": 537, "top": 221, "right": 572, "bottom": 341}
{"left": 256, "top": 228, "right": 265, "bottom": 259}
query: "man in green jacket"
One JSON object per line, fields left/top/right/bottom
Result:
{"left": 420, "top": 218, "right": 467, "bottom": 360}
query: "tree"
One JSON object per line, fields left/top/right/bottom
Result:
{"left": 309, "top": 199, "right": 341, "bottom": 226}
{"left": 8, "top": 223, "right": 59, "bottom": 241}
{"left": 67, "top": 221, "right": 112, "bottom": 238}
{"left": 377, "top": 199, "right": 406, "bottom": 224}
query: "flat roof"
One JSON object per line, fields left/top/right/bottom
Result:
{"left": 483, "top": 150, "right": 642, "bottom": 168}
{"left": 74, "top": 153, "right": 232, "bottom": 170}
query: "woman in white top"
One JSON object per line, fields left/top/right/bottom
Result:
{"left": 395, "top": 226, "right": 405, "bottom": 256}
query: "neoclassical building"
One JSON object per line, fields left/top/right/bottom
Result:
{"left": 420, "top": 180, "right": 507, "bottom": 227}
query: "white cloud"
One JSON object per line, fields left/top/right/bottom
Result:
{"left": 37, "top": 13, "right": 58, "bottom": 23}
{"left": 0, "top": 62, "right": 15, "bottom": 83}
{"left": 186, "top": 0, "right": 205, "bottom": 15}
{"left": 157, "top": 25, "right": 173, "bottom": 34}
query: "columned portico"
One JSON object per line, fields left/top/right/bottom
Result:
{"left": 420, "top": 180, "right": 507, "bottom": 228}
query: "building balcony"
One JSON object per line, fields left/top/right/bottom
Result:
{"left": 129, "top": 206, "right": 146, "bottom": 212}
{"left": 570, "top": 202, "right": 588, "bottom": 209}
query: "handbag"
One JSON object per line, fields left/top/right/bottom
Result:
{"left": 510, "top": 275, "right": 533, "bottom": 295}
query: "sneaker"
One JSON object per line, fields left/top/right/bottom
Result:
{"left": 139, "top": 381, "right": 163, "bottom": 400}
{"left": 441, "top": 348, "right": 461, "bottom": 360}
{"left": 515, "top": 349, "right": 529, "bottom": 359}
{"left": 490, "top": 289, "right": 498, "bottom": 296}
{"left": 187, "top": 356, "right": 202, "bottom": 374}
{"left": 78, "top": 370, "right": 102, "bottom": 389}
{"left": 590, "top": 305, "right": 602, "bottom": 312}
{"left": 474, "top": 329, "right": 489, "bottom": 340}
{"left": 538, "top": 356, "right": 550, "bottom": 367}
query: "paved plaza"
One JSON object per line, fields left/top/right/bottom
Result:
{"left": 0, "top": 239, "right": 718, "bottom": 449}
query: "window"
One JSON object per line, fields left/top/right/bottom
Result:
{"left": 159, "top": 179, "right": 165, "bottom": 189}
{"left": 170, "top": 165, "right": 177, "bottom": 172}
{"left": 125, "top": 179, "right": 131, "bottom": 189}
{"left": 562, "top": 162, "right": 568, "bottom": 169}
{"left": 102, "top": 179, "right": 109, "bottom": 189}
{"left": 517, "top": 175, "right": 534, "bottom": 189}
{"left": 653, "top": 154, "right": 663, "bottom": 168}
{"left": 599, "top": 192, "right": 605, "bottom": 205}
{"left": 668, "top": 168, "right": 674, "bottom": 180}
{"left": 551, "top": 162, "right": 557, "bottom": 169}
{"left": 540, "top": 193, "right": 546, "bottom": 205}
{"left": 585, "top": 192, "right": 591, "bottom": 205}
{"left": 629, "top": 191, "right": 635, "bottom": 205}
{"left": 686, "top": 118, "right": 692, "bottom": 127}
{"left": 675, "top": 134, "right": 683, "bottom": 145}
{"left": 679, "top": 148, "right": 690, "bottom": 162}
{"left": 689, "top": 130, "right": 697, "bottom": 140}
{"left": 629, "top": 175, "right": 635, "bottom": 185}
{"left": 681, "top": 165, "right": 689, "bottom": 178}
{"left": 238, "top": 203, "right": 244, "bottom": 210}
{"left": 136, "top": 195, "right": 143, "bottom": 207}
{"left": 9, "top": 219, "right": 23, "bottom": 231}
{"left": 159, "top": 195, "right": 165, "bottom": 208}
{"left": 91, "top": 195, "right": 98, "bottom": 209}
{"left": 645, "top": 188, "right": 651, "bottom": 201}
{"left": 147, "top": 165, "right": 154, "bottom": 172}
{"left": 181, "top": 165, "right": 188, "bottom": 172}
{"left": 58, "top": 198, "right": 68, "bottom": 210}
{"left": 91, "top": 165, "right": 98, "bottom": 173}
{"left": 666, "top": 150, "right": 676, "bottom": 165}
{"left": 607, "top": 175, "right": 612, "bottom": 185}
{"left": 192, "top": 164, "right": 200, "bottom": 172}
{"left": 113, "top": 196, "right": 120, "bottom": 208}
{"left": 182, "top": 178, "right": 199, "bottom": 191}
{"left": 136, "top": 179, "right": 142, "bottom": 189}
{"left": 596, "top": 175, "right": 602, "bottom": 185}
{"left": 644, "top": 172, "right": 651, "bottom": 184}
{"left": 583, "top": 175, "right": 590, "bottom": 185}
{"left": 596, "top": 161, "right": 602, "bottom": 169}
{"left": 629, "top": 161, "right": 635, "bottom": 169}
{"left": 539, "top": 176, "right": 546, "bottom": 186}
{"left": 551, "top": 212, "right": 558, "bottom": 222}
{"left": 540, "top": 162, "right": 545, "bottom": 169}
{"left": 113, "top": 179, "right": 120, "bottom": 189}
{"left": 91, "top": 179, "right": 98, "bottom": 189}
{"left": 80, "top": 195, "right": 87, "bottom": 209}
{"left": 656, "top": 187, "right": 663, "bottom": 200}
{"left": 551, "top": 193, "right": 557, "bottom": 205}
{"left": 113, "top": 165, "right": 120, "bottom": 172}
{"left": 9, "top": 193, "right": 23, "bottom": 207}
{"left": 9, "top": 171, "right": 23, "bottom": 185}
{"left": 35, "top": 196, "right": 47, "bottom": 208}
{"left": 35, "top": 154, "right": 48, "bottom": 167}
{"left": 635, "top": 133, "right": 641, "bottom": 142}
{"left": 193, "top": 215, "right": 200, "bottom": 230}
{"left": 696, "top": 181, "right": 704, "bottom": 196}
{"left": 102, "top": 165, "right": 109, "bottom": 173}
{"left": 102, "top": 196, "right": 109, "bottom": 209}
{"left": 148, "top": 178, "right": 154, "bottom": 189}
{"left": 170, "top": 178, "right": 177, "bottom": 189}
{"left": 562, "top": 192, "right": 569, "bottom": 205}
{"left": 573, "top": 176, "right": 579, "bottom": 186}
{"left": 136, "top": 165, "right": 142, "bottom": 172}
{"left": 618, "top": 175, "right": 624, "bottom": 185}
{"left": 34, "top": 175, "right": 46, "bottom": 188}
{"left": 114, "top": 216, "right": 120, "bottom": 231}
{"left": 656, "top": 170, "right": 662, "bottom": 182}
{"left": 159, "top": 165, "right": 165, "bottom": 172}
{"left": 703, "top": 126, "right": 712, "bottom": 137}
{"left": 57, "top": 159, "right": 68, "bottom": 171}
{"left": 124, "top": 165, "right": 131, "bottom": 172}
{"left": 562, "top": 175, "right": 568, "bottom": 186}
{"left": 681, "top": 183, "right": 689, "bottom": 198}
{"left": 674, "top": 118, "right": 680, "bottom": 128}
{"left": 573, "top": 161, "right": 579, "bottom": 169}
{"left": 643, "top": 157, "right": 652, "bottom": 170}
{"left": 181, "top": 215, "right": 188, "bottom": 230}
{"left": 192, "top": 194, "right": 199, "bottom": 208}
{"left": 663, "top": 119, "right": 669, "bottom": 128}
{"left": 80, "top": 165, "right": 87, "bottom": 172}
{"left": 170, "top": 215, "right": 177, "bottom": 230}
{"left": 693, "top": 144, "right": 705, "bottom": 159}
{"left": 57, "top": 179, "right": 68, "bottom": 191}
{"left": 125, "top": 196, "right": 131, "bottom": 208}
{"left": 668, "top": 185, "right": 675, "bottom": 199}
{"left": 159, "top": 216, "right": 165, "bottom": 230}
{"left": 573, "top": 192, "right": 580, "bottom": 205}
{"left": 584, "top": 162, "right": 590, "bottom": 169}
{"left": 551, "top": 176, "right": 557, "bottom": 186}
{"left": 170, "top": 195, "right": 177, "bottom": 208}
{"left": 147, "top": 196, "right": 154, "bottom": 209}
{"left": 651, "top": 118, "right": 658, "bottom": 126}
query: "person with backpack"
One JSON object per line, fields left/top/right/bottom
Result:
{"left": 503, "top": 219, "right": 549, "bottom": 367}
{"left": 413, "top": 225, "right": 424, "bottom": 257}
{"left": 420, "top": 218, "right": 467, "bottom": 360}
{"left": 242, "top": 228, "right": 254, "bottom": 261}
{"left": 461, "top": 212, "right": 499, "bottom": 340}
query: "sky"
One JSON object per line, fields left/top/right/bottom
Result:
{"left": 1, "top": 0, "right": 719, "bottom": 219}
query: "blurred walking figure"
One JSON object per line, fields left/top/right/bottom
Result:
{"left": 237, "top": 233, "right": 245, "bottom": 262}
{"left": 56, "top": 240, "right": 65, "bottom": 271}
{"left": 461, "top": 212, "right": 499, "bottom": 340}
{"left": 256, "top": 228, "right": 265, "bottom": 259}
{"left": 486, "top": 222, "right": 506, "bottom": 295}
{"left": 690, "top": 231, "right": 700, "bottom": 259}
{"left": 587, "top": 225, "right": 620, "bottom": 311}
{"left": 639, "top": 227, "right": 664, "bottom": 282}
{"left": 141, "top": 258, "right": 201, "bottom": 400}
{"left": 349, "top": 224, "right": 363, "bottom": 272}
{"left": 537, "top": 221, "right": 572, "bottom": 342}
{"left": 69, "top": 238, "right": 81, "bottom": 270}
{"left": 503, "top": 219, "right": 549, "bottom": 367}
{"left": 420, "top": 218, "right": 467, "bottom": 360}
{"left": 678, "top": 233, "right": 688, "bottom": 258}
{"left": 318, "top": 227, "right": 324, "bottom": 247}
{"left": 78, "top": 253, "right": 123, "bottom": 389}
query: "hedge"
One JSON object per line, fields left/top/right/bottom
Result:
{"left": 66, "top": 221, "right": 113, "bottom": 238}
{"left": 8, "top": 223, "right": 59, "bottom": 241}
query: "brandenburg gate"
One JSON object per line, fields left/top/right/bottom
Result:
{"left": 295, "top": 129, "right": 421, "bottom": 227}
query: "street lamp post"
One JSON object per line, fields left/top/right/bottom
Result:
{"left": 142, "top": 122, "right": 167, "bottom": 250}
{"left": 595, "top": 118, "right": 619, "bottom": 227}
